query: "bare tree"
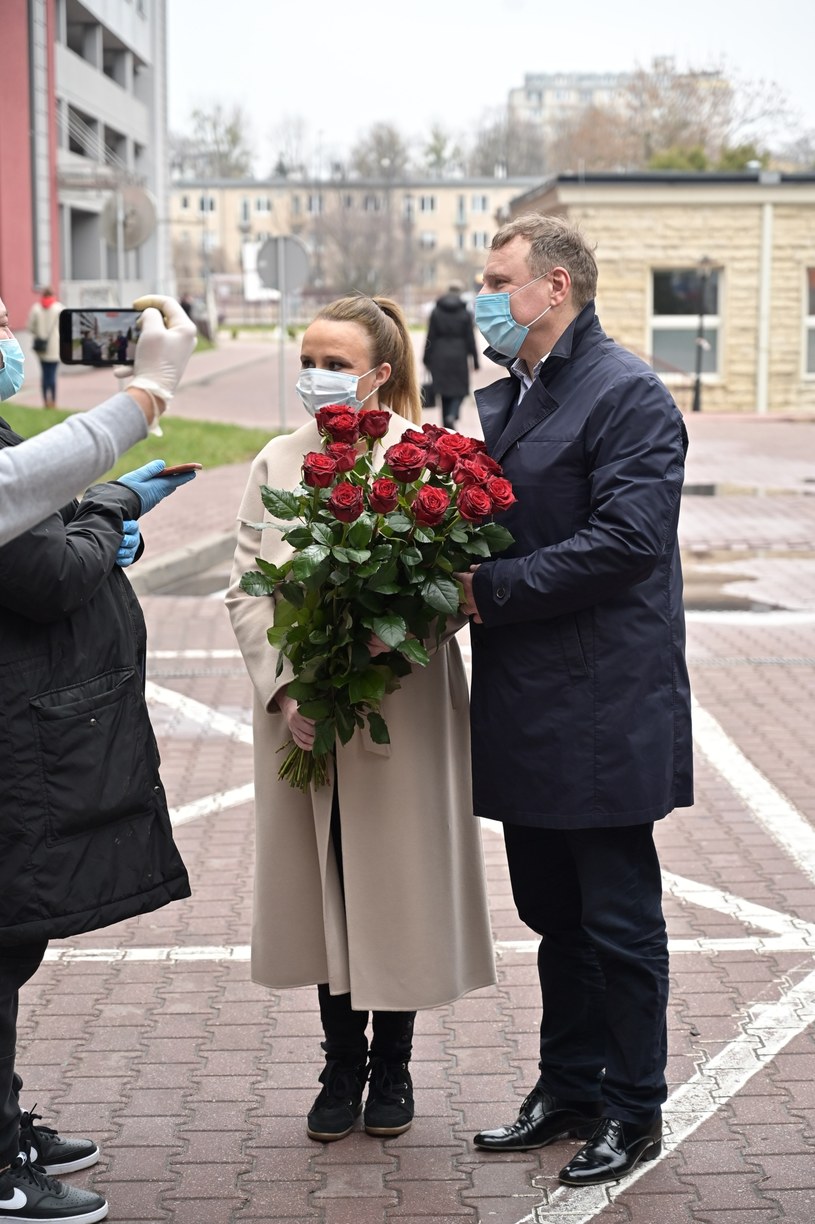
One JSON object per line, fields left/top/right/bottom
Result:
{"left": 176, "top": 102, "right": 254, "bottom": 178}
{"left": 422, "top": 125, "right": 465, "bottom": 178}
{"left": 268, "top": 115, "right": 311, "bottom": 178}
{"left": 547, "top": 106, "right": 638, "bottom": 173}
{"left": 350, "top": 124, "right": 412, "bottom": 180}
{"left": 466, "top": 109, "right": 547, "bottom": 176}
{"left": 308, "top": 189, "right": 396, "bottom": 296}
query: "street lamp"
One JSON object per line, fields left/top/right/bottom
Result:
{"left": 691, "top": 255, "right": 714, "bottom": 413}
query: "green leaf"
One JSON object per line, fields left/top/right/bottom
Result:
{"left": 450, "top": 527, "right": 469, "bottom": 543}
{"left": 370, "top": 614, "right": 407, "bottom": 649}
{"left": 291, "top": 544, "right": 331, "bottom": 580}
{"left": 240, "top": 570, "right": 276, "bottom": 597}
{"left": 255, "top": 557, "right": 287, "bottom": 581}
{"left": 332, "top": 546, "right": 372, "bottom": 565}
{"left": 311, "top": 522, "right": 336, "bottom": 547}
{"left": 260, "top": 485, "right": 301, "bottom": 519}
{"left": 462, "top": 535, "right": 492, "bottom": 557}
{"left": 347, "top": 517, "right": 374, "bottom": 548}
{"left": 421, "top": 574, "right": 461, "bottom": 616}
{"left": 312, "top": 719, "right": 336, "bottom": 757}
{"left": 478, "top": 523, "right": 515, "bottom": 553}
{"left": 400, "top": 547, "right": 423, "bottom": 567}
{"left": 283, "top": 526, "right": 315, "bottom": 549}
{"left": 367, "top": 565, "right": 400, "bottom": 594}
{"left": 278, "top": 582, "right": 305, "bottom": 608}
{"left": 348, "top": 668, "right": 388, "bottom": 705}
{"left": 274, "top": 598, "right": 300, "bottom": 627}
{"left": 285, "top": 677, "right": 318, "bottom": 702}
{"left": 367, "top": 711, "right": 391, "bottom": 745}
{"left": 398, "top": 638, "right": 431, "bottom": 667}
{"left": 384, "top": 512, "right": 413, "bottom": 533}
{"left": 335, "top": 702, "right": 357, "bottom": 745}
{"left": 266, "top": 625, "right": 289, "bottom": 649}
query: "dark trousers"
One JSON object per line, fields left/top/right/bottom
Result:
{"left": 441, "top": 395, "right": 464, "bottom": 429}
{"left": 317, "top": 782, "right": 415, "bottom": 1063}
{"left": 0, "top": 941, "right": 48, "bottom": 1164}
{"left": 38, "top": 360, "right": 58, "bottom": 405}
{"left": 503, "top": 822, "right": 668, "bottom": 1124}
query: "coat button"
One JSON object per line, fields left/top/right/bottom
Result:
{"left": 89, "top": 718, "right": 97, "bottom": 726}
{"left": 496, "top": 586, "right": 506, "bottom": 599}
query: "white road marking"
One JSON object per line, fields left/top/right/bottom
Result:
{"left": 148, "top": 649, "right": 242, "bottom": 659}
{"left": 170, "top": 783, "right": 255, "bottom": 826}
{"left": 145, "top": 681, "right": 253, "bottom": 744}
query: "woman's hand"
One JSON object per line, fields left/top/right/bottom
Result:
{"left": 277, "top": 688, "right": 316, "bottom": 750}
{"left": 367, "top": 633, "right": 391, "bottom": 658}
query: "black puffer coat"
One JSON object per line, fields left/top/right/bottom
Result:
{"left": 470, "top": 302, "right": 693, "bottom": 829}
{"left": 0, "top": 418, "right": 190, "bottom": 944}
{"left": 423, "top": 293, "right": 479, "bottom": 397}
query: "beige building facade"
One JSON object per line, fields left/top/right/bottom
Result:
{"left": 508, "top": 171, "right": 815, "bottom": 414}
{"left": 168, "top": 176, "right": 538, "bottom": 318}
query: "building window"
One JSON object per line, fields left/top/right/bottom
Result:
{"left": 307, "top": 193, "right": 323, "bottom": 215}
{"left": 422, "top": 264, "right": 437, "bottom": 286}
{"left": 471, "top": 195, "right": 489, "bottom": 212}
{"left": 472, "top": 232, "right": 490, "bottom": 249}
{"left": 180, "top": 195, "right": 190, "bottom": 211}
{"left": 199, "top": 195, "right": 216, "bottom": 213}
{"left": 650, "top": 267, "right": 721, "bottom": 378}
{"left": 255, "top": 197, "right": 272, "bottom": 214}
{"left": 343, "top": 194, "right": 355, "bottom": 210}
{"left": 363, "top": 194, "right": 381, "bottom": 212}
{"left": 806, "top": 269, "right": 815, "bottom": 376}
{"left": 419, "top": 232, "right": 437, "bottom": 250}
{"left": 456, "top": 232, "right": 466, "bottom": 250}
{"left": 419, "top": 195, "right": 436, "bottom": 213}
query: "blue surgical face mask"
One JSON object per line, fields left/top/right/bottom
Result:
{"left": 474, "top": 273, "right": 551, "bottom": 358}
{"left": 0, "top": 337, "right": 25, "bottom": 400}
{"left": 295, "top": 366, "right": 378, "bottom": 417}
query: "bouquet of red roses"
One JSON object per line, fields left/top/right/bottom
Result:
{"left": 240, "top": 406, "right": 516, "bottom": 791}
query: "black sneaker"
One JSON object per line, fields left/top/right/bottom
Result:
{"left": 19, "top": 1111, "right": 99, "bottom": 1176}
{"left": 0, "top": 1152, "right": 107, "bottom": 1222}
{"left": 306, "top": 1059, "right": 368, "bottom": 1142}
{"left": 364, "top": 1058, "right": 414, "bottom": 1137}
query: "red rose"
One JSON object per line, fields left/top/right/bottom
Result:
{"left": 315, "top": 405, "right": 361, "bottom": 444}
{"left": 384, "top": 442, "right": 427, "bottom": 483}
{"left": 434, "top": 431, "right": 475, "bottom": 473}
{"left": 420, "top": 422, "right": 447, "bottom": 442}
{"left": 411, "top": 484, "right": 450, "bottom": 527}
{"left": 486, "top": 476, "right": 516, "bottom": 512}
{"left": 325, "top": 442, "right": 358, "bottom": 472}
{"left": 327, "top": 481, "right": 364, "bottom": 522}
{"left": 369, "top": 477, "right": 400, "bottom": 513}
{"left": 457, "top": 484, "right": 493, "bottom": 523}
{"left": 302, "top": 451, "right": 338, "bottom": 488}
{"left": 400, "top": 428, "right": 428, "bottom": 446}
{"left": 452, "top": 453, "right": 503, "bottom": 486}
{"left": 358, "top": 408, "right": 391, "bottom": 439}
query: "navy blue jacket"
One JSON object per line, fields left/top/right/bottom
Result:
{"left": 470, "top": 301, "right": 693, "bottom": 828}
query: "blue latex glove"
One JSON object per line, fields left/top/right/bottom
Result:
{"left": 116, "top": 459, "right": 197, "bottom": 515}
{"left": 116, "top": 519, "right": 141, "bottom": 567}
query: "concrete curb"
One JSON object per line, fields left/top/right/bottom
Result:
{"left": 126, "top": 530, "right": 235, "bottom": 595}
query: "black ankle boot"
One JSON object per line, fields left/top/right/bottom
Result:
{"left": 307, "top": 1057, "right": 369, "bottom": 1142}
{"left": 364, "top": 1057, "right": 414, "bottom": 1136}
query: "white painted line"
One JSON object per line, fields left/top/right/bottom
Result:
{"left": 662, "top": 870, "right": 815, "bottom": 937}
{"left": 692, "top": 698, "right": 815, "bottom": 886}
{"left": 514, "top": 966, "right": 815, "bottom": 1223}
{"left": 147, "top": 649, "right": 242, "bottom": 659}
{"left": 686, "top": 610, "right": 815, "bottom": 625}
{"left": 44, "top": 945, "right": 251, "bottom": 963}
{"left": 145, "top": 681, "right": 253, "bottom": 744}
{"left": 170, "top": 783, "right": 255, "bottom": 827}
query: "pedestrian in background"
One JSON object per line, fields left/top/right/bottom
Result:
{"left": 456, "top": 214, "right": 693, "bottom": 1188}
{"left": 423, "top": 280, "right": 479, "bottom": 429}
{"left": 26, "top": 286, "right": 63, "bottom": 409}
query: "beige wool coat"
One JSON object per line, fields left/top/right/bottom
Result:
{"left": 226, "top": 414, "right": 496, "bottom": 1011}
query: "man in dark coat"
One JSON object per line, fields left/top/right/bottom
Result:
{"left": 0, "top": 417, "right": 196, "bottom": 1222}
{"left": 422, "top": 282, "right": 479, "bottom": 428}
{"left": 456, "top": 214, "right": 693, "bottom": 1187}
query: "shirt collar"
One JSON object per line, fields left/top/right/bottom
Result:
{"left": 511, "top": 352, "right": 550, "bottom": 397}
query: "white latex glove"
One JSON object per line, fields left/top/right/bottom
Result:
{"left": 117, "top": 295, "right": 197, "bottom": 435}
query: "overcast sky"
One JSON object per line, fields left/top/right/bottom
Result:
{"left": 167, "top": 0, "right": 814, "bottom": 172}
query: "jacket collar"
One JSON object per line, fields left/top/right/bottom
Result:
{"left": 476, "top": 301, "right": 601, "bottom": 462}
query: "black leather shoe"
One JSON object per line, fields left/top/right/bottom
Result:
{"left": 473, "top": 1084, "right": 602, "bottom": 1152}
{"left": 558, "top": 1116, "right": 662, "bottom": 1185}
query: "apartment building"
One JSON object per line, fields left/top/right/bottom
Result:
{"left": 169, "top": 176, "right": 539, "bottom": 318}
{"left": 0, "top": 0, "right": 169, "bottom": 324}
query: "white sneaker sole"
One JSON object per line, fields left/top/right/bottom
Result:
{"left": 0, "top": 1206, "right": 108, "bottom": 1224}
{"left": 39, "top": 1150, "right": 100, "bottom": 1176}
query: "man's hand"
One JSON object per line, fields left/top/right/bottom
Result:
{"left": 455, "top": 564, "right": 483, "bottom": 624}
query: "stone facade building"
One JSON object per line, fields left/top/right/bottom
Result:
{"left": 508, "top": 171, "right": 815, "bottom": 414}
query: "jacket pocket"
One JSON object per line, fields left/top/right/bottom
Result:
{"left": 557, "top": 613, "right": 591, "bottom": 679}
{"left": 30, "top": 668, "right": 156, "bottom": 841}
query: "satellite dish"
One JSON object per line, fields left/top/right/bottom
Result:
{"left": 101, "top": 186, "right": 157, "bottom": 250}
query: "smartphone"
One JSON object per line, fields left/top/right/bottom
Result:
{"left": 157, "top": 463, "right": 203, "bottom": 476}
{"left": 59, "top": 308, "right": 142, "bottom": 366}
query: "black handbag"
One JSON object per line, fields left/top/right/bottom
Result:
{"left": 33, "top": 336, "right": 47, "bottom": 354}
{"left": 420, "top": 379, "right": 436, "bottom": 410}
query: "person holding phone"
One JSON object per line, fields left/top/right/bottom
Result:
{"left": 0, "top": 294, "right": 197, "bottom": 548}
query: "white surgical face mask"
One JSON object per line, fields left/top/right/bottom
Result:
{"left": 295, "top": 366, "right": 377, "bottom": 417}
{"left": 0, "top": 338, "right": 25, "bottom": 400}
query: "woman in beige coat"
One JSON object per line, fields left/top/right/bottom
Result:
{"left": 226, "top": 295, "right": 495, "bottom": 1144}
